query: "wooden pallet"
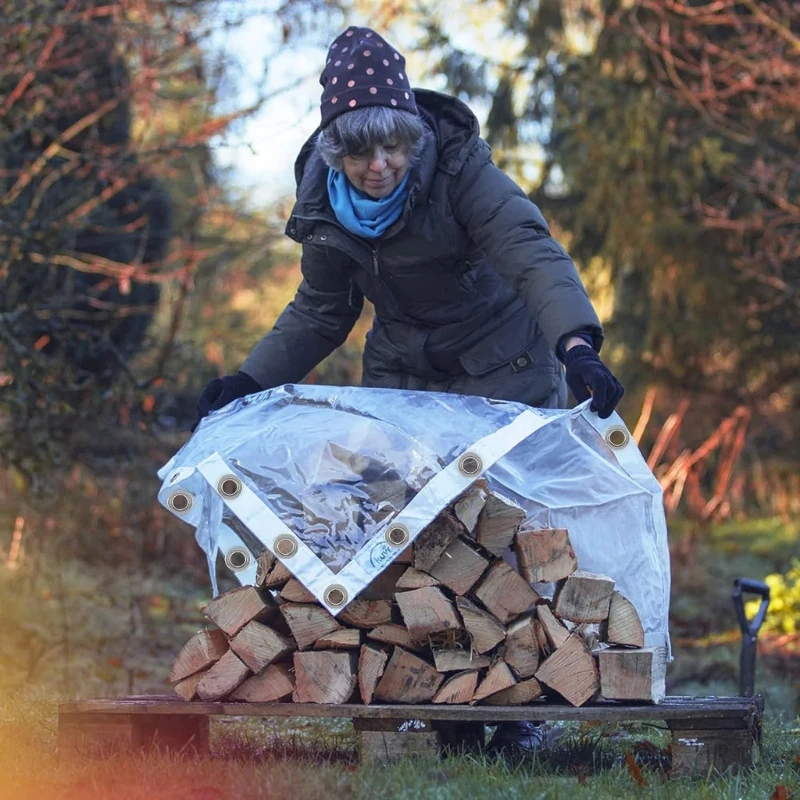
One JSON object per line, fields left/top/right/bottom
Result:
{"left": 58, "top": 694, "right": 763, "bottom": 776}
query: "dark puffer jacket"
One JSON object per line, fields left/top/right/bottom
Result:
{"left": 241, "top": 89, "right": 602, "bottom": 408}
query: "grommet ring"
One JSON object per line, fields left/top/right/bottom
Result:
{"left": 168, "top": 490, "right": 193, "bottom": 514}
{"left": 605, "top": 426, "right": 630, "bottom": 449}
{"left": 274, "top": 534, "right": 298, "bottom": 558}
{"left": 325, "top": 584, "right": 348, "bottom": 607}
{"left": 457, "top": 452, "right": 483, "bottom": 476}
{"left": 224, "top": 546, "right": 251, "bottom": 572}
{"left": 217, "top": 474, "right": 242, "bottom": 498}
{"left": 385, "top": 523, "right": 410, "bottom": 547}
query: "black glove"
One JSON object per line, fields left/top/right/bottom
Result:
{"left": 194, "top": 371, "right": 262, "bottom": 429}
{"left": 564, "top": 345, "right": 624, "bottom": 419}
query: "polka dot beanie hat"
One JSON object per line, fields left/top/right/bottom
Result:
{"left": 320, "top": 26, "right": 417, "bottom": 128}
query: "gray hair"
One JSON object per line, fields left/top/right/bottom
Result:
{"left": 316, "top": 106, "right": 427, "bottom": 171}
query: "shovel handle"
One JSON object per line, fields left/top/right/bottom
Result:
{"left": 732, "top": 577, "right": 770, "bottom": 639}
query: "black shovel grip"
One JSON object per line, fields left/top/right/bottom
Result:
{"left": 732, "top": 577, "right": 770, "bottom": 639}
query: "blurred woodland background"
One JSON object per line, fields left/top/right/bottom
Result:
{"left": 0, "top": 0, "right": 798, "bottom": 712}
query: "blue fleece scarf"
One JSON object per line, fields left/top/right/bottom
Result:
{"left": 327, "top": 167, "right": 409, "bottom": 239}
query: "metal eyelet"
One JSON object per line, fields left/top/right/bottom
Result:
{"left": 168, "top": 490, "right": 193, "bottom": 514}
{"left": 224, "top": 547, "right": 251, "bottom": 572}
{"left": 605, "top": 426, "right": 630, "bottom": 449}
{"left": 274, "top": 534, "right": 299, "bottom": 558}
{"left": 324, "top": 584, "right": 348, "bottom": 607}
{"left": 385, "top": 523, "right": 410, "bottom": 547}
{"left": 217, "top": 475, "right": 242, "bottom": 498}
{"left": 457, "top": 452, "right": 483, "bottom": 476}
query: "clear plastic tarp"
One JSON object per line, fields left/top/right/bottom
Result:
{"left": 157, "top": 385, "right": 671, "bottom": 656}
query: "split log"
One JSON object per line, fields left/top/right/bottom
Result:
{"left": 313, "top": 628, "right": 363, "bottom": 650}
{"left": 262, "top": 559, "right": 293, "bottom": 590}
{"left": 414, "top": 510, "right": 465, "bottom": 572}
{"left": 366, "top": 623, "right": 425, "bottom": 653}
{"left": 504, "top": 614, "right": 540, "bottom": 678}
{"left": 395, "top": 567, "right": 440, "bottom": 591}
{"left": 453, "top": 483, "right": 488, "bottom": 534}
{"left": 514, "top": 528, "right": 578, "bottom": 584}
{"left": 230, "top": 663, "right": 295, "bottom": 702}
{"left": 172, "top": 667, "right": 210, "bottom": 701}
{"left": 535, "top": 633, "right": 599, "bottom": 707}
{"left": 432, "top": 648, "right": 491, "bottom": 672}
{"left": 280, "top": 603, "right": 341, "bottom": 650}
{"left": 601, "top": 591, "right": 645, "bottom": 648}
{"left": 473, "top": 561, "right": 540, "bottom": 624}
{"left": 482, "top": 677, "right": 542, "bottom": 705}
{"left": 456, "top": 596, "right": 506, "bottom": 654}
{"left": 395, "top": 586, "right": 461, "bottom": 641}
{"left": 474, "top": 494, "right": 525, "bottom": 556}
{"left": 432, "top": 670, "right": 479, "bottom": 704}
{"left": 533, "top": 618, "right": 551, "bottom": 656}
{"left": 429, "top": 538, "right": 489, "bottom": 596}
{"left": 473, "top": 660, "right": 516, "bottom": 702}
{"left": 599, "top": 647, "right": 665, "bottom": 703}
{"left": 537, "top": 604, "right": 570, "bottom": 649}
{"left": 293, "top": 651, "right": 358, "bottom": 704}
{"left": 553, "top": 570, "right": 615, "bottom": 623}
{"left": 202, "top": 586, "right": 278, "bottom": 637}
{"left": 373, "top": 647, "right": 444, "bottom": 703}
{"left": 169, "top": 628, "right": 228, "bottom": 683}
{"left": 229, "top": 621, "right": 295, "bottom": 672}
{"left": 279, "top": 578, "right": 316, "bottom": 604}
{"left": 195, "top": 650, "right": 250, "bottom": 701}
{"left": 255, "top": 549, "right": 276, "bottom": 587}
{"left": 358, "top": 644, "right": 389, "bottom": 704}
{"left": 338, "top": 598, "right": 393, "bottom": 629}
{"left": 572, "top": 622, "right": 601, "bottom": 652}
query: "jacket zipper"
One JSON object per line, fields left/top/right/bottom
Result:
{"left": 372, "top": 249, "right": 379, "bottom": 275}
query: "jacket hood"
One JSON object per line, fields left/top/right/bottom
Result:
{"left": 291, "top": 89, "right": 482, "bottom": 198}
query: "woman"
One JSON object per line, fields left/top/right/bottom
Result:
{"left": 197, "top": 25, "right": 623, "bottom": 424}
{"left": 195, "top": 26, "right": 623, "bottom": 755}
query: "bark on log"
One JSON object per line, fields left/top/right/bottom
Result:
{"left": 414, "top": 510, "right": 465, "bottom": 572}
{"left": 262, "top": 560, "right": 293, "bottom": 590}
{"left": 255, "top": 550, "right": 276, "bottom": 588}
{"left": 453, "top": 484, "right": 488, "bottom": 534}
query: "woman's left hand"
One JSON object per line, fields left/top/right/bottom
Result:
{"left": 564, "top": 345, "right": 624, "bottom": 419}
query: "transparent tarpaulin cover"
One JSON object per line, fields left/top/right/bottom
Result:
{"left": 157, "top": 385, "right": 671, "bottom": 655}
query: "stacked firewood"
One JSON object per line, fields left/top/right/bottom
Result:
{"left": 169, "top": 483, "right": 663, "bottom": 707}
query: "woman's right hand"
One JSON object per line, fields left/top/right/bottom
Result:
{"left": 194, "top": 371, "right": 262, "bottom": 430}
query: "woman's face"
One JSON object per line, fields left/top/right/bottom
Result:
{"left": 342, "top": 143, "right": 409, "bottom": 198}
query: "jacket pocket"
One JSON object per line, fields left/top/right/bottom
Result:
{"left": 457, "top": 307, "right": 554, "bottom": 377}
